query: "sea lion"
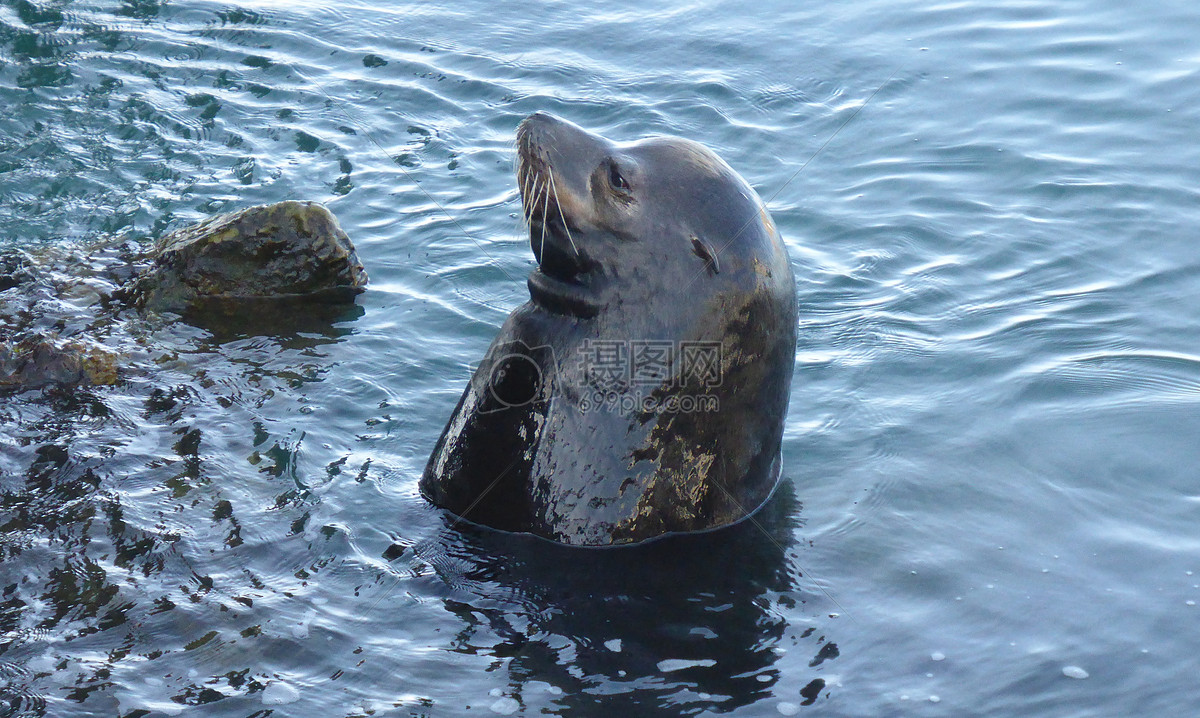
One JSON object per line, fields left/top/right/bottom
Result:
{"left": 421, "top": 112, "right": 796, "bottom": 546}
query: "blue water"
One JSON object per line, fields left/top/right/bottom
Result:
{"left": 2, "top": 0, "right": 1200, "bottom": 715}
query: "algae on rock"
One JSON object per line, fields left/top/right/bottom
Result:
{"left": 134, "top": 201, "right": 368, "bottom": 313}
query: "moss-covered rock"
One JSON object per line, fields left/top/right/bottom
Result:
{"left": 133, "top": 201, "right": 367, "bottom": 313}
{"left": 0, "top": 335, "right": 120, "bottom": 389}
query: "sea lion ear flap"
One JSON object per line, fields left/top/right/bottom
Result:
{"left": 690, "top": 235, "right": 720, "bottom": 276}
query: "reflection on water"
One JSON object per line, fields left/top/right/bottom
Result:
{"left": 176, "top": 298, "right": 365, "bottom": 344}
{"left": 415, "top": 484, "right": 832, "bottom": 714}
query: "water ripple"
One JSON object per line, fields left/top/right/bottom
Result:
{"left": 4, "top": 0, "right": 1200, "bottom": 715}
{"left": 1023, "top": 350, "right": 1200, "bottom": 409}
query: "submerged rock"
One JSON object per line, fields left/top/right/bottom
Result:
{"left": 0, "top": 335, "right": 120, "bottom": 389}
{"left": 132, "top": 201, "right": 367, "bottom": 313}
{"left": 0, "top": 252, "right": 36, "bottom": 292}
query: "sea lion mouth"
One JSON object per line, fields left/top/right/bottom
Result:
{"left": 516, "top": 117, "right": 602, "bottom": 317}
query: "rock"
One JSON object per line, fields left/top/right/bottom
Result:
{"left": 132, "top": 201, "right": 367, "bottom": 313}
{"left": 0, "top": 335, "right": 120, "bottom": 390}
{"left": 0, "top": 252, "right": 36, "bottom": 292}
{"left": 0, "top": 200, "right": 368, "bottom": 392}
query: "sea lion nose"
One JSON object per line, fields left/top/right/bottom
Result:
{"left": 520, "top": 112, "right": 568, "bottom": 141}
{"left": 524, "top": 111, "right": 559, "bottom": 125}
{"left": 522, "top": 112, "right": 598, "bottom": 142}
{"left": 520, "top": 113, "right": 608, "bottom": 163}
{"left": 517, "top": 112, "right": 561, "bottom": 150}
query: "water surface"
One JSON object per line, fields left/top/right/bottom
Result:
{"left": 2, "top": 0, "right": 1199, "bottom": 715}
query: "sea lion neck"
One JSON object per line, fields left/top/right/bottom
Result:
{"left": 527, "top": 269, "right": 604, "bottom": 318}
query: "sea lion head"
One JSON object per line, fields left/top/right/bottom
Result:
{"left": 516, "top": 112, "right": 789, "bottom": 325}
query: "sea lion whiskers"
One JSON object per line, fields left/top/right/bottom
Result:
{"left": 531, "top": 176, "right": 544, "bottom": 224}
{"left": 517, "top": 142, "right": 579, "bottom": 259}
{"left": 515, "top": 172, "right": 535, "bottom": 240}
{"left": 539, "top": 177, "right": 552, "bottom": 265}
{"left": 520, "top": 170, "right": 535, "bottom": 225}
{"left": 547, "top": 171, "right": 579, "bottom": 258}
{"left": 517, "top": 148, "right": 539, "bottom": 223}
{"left": 525, "top": 172, "right": 542, "bottom": 223}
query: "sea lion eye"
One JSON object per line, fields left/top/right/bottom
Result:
{"left": 608, "top": 162, "right": 629, "bottom": 191}
{"left": 690, "top": 235, "right": 720, "bottom": 276}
